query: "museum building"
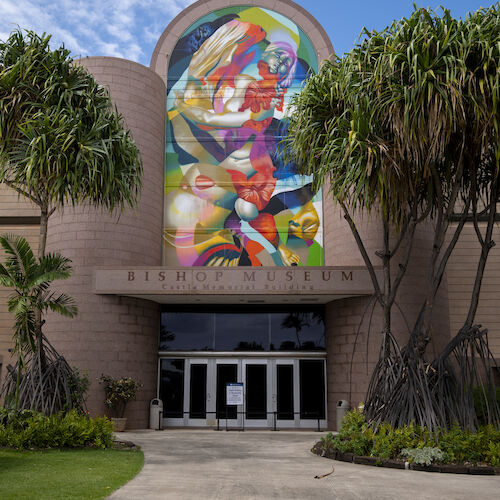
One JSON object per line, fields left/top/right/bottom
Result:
{"left": 1, "top": 0, "right": 499, "bottom": 430}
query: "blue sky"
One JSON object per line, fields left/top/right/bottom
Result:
{"left": 0, "top": 0, "right": 495, "bottom": 65}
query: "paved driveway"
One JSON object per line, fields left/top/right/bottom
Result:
{"left": 108, "top": 429, "right": 500, "bottom": 500}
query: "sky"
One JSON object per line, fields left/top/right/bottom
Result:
{"left": 0, "top": 0, "right": 496, "bottom": 66}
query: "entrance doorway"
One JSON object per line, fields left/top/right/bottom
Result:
{"left": 158, "top": 356, "right": 327, "bottom": 429}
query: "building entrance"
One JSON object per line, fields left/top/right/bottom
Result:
{"left": 159, "top": 356, "right": 326, "bottom": 429}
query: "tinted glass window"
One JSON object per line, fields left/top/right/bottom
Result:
{"left": 160, "top": 312, "right": 214, "bottom": 350}
{"left": 270, "top": 312, "right": 325, "bottom": 351}
{"left": 160, "top": 308, "right": 325, "bottom": 352}
{"left": 215, "top": 313, "right": 269, "bottom": 351}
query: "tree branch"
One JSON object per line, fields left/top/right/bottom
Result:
{"left": 341, "top": 202, "right": 384, "bottom": 305}
{"left": 2, "top": 180, "right": 41, "bottom": 206}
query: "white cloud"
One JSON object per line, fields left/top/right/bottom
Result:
{"left": 0, "top": 0, "right": 197, "bottom": 65}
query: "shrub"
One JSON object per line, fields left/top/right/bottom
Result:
{"left": 401, "top": 447, "right": 445, "bottom": 465}
{"left": 437, "top": 424, "right": 500, "bottom": 464}
{"left": 328, "top": 408, "right": 374, "bottom": 455}
{"left": 474, "top": 386, "right": 500, "bottom": 425}
{"left": 371, "top": 422, "right": 427, "bottom": 459}
{"left": 318, "top": 409, "right": 500, "bottom": 465}
{"left": 68, "top": 368, "right": 90, "bottom": 414}
{"left": 0, "top": 409, "right": 113, "bottom": 450}
{"left": 485, "top": 441, "right": 500, "bottom": 467}
{"left": 0, "top": 408, "right": 38, "bottom": 426}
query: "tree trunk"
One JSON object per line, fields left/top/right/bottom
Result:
{"left": 35, "top": 204, "right": 50, "bottom": 368}
{"left": 39, "top": 206, "right": 49, "bottom": 259}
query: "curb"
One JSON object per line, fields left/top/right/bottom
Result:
{"left": 311, "top": 444, "right": 500, "bottom": 475}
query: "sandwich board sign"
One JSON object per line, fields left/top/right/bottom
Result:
{"left": 226, "top": 383, "right": 244, "bottom": 406}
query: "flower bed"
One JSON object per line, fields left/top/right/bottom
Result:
{"left": 313, "top": 409, "right": 500, "bottom": 474}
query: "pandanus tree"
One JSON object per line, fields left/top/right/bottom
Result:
{"left": 0, "top": 235, "right": 77, "bottom": 413}
{"left": 0, "top": 30, "right": 143, "bottom": 412}
{"left": 284, "top": 5, "right": 500, "bottom": 429}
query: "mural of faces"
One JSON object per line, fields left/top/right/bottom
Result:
{"left": 164, "top": 6, "right": 323, "bottom": 267}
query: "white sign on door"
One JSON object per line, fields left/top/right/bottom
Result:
{"left": 226, "top": 383, "right": 244, "bottom": 406}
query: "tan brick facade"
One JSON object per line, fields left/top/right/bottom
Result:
{"left": 0, "top": 0, "right": 497, "bottom": 429}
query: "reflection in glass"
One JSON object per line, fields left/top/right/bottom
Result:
{"left": 160, "top": 312, "right": 213, "bottom": 350}
{"left": 160, "top": 309, "right": 325, "bottom": 352}
{"left": 215, "top": 313, "right": 269, "bottom": 351}
{"left": 160, "top": 359, "right": 185, "bottom": 418}
{"left": 270, "top": 311, "right": 325, "bottom": 351}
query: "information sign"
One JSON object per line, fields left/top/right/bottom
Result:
{"left": 226, "top": 383, "right": 244, "bottom": 406}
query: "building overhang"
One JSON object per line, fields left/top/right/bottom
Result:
{"left": 93, "top": 266, "right": 381, "bottom": 305}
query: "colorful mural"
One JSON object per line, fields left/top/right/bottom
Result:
{"left": 164, "top": 6, "right": 323, "bottom": 267}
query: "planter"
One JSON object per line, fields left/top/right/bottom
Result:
{"left": 336, "top": 452, "right": 354, "bottom": 463}
{"left": 111, "top": 417, "right": 127, "bottom": 432}
{"left": 468, "top": 466, "right": 495, "bottom": 475}
{"left": 409, "top": 463, "right": 441, "bottom": 472}
{"left": 353, "top": 455, "right": 379, "bottom": 466}
{"left": 381, "top": 459, "right": 406, "bottom": 469}
{"left": 439, "top": 464, "right": 469, "bottom": 474}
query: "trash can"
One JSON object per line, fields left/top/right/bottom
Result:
{"left": 149, "top": 398, "right": 163, "bottom": 430}
{"left": 336, "top": 400, "right": 350, "bottom": 430}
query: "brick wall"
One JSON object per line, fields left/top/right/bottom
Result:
{"left": 0, "top": 184, "right": 40, "bottom": 217}
{"left": 44, "top": 57, "right": 166, "bottom": 428}
{"left": 446, "top": 223, "right": 500, "bottom": 358}
{"left": 323, "top": 217, "right": 451, "bottom": 429}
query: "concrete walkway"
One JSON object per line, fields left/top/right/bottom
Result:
{"left": 109, "top": 429, "right": 500, "bottom": 500}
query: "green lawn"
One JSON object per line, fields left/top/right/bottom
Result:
{"left": 0, "top": 448, "right": 144, "bottom": 500}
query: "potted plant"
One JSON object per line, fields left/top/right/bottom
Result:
{"left": 99, "top": 375, "right": 142, "bottom": 431}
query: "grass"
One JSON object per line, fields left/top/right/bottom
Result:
{"left": 0, "top": 447, "right": 144, "bottom": 500}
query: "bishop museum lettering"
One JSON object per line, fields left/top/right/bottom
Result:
{"left": 0, "top": 0, "right": 499, "bottom": 430}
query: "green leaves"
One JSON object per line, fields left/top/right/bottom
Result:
{"left": 321, "top": 409, "right": 500, "bottom": 465}
{"left": 0, "top": 29, "right": 142, "bottom": 215}
{"left": 283, "top": 5, "right": 500, "bottom": 227}
{"left": 98, "top": 375, "right": 142, "bottom": 418}
{"left": 0, "top": 409, "right": 114, "bottom": 450}
{"left": 0, "top": 234, "right": 77, "bottom": 356}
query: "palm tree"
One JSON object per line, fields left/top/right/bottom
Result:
{"left": 0, "top": 234, "right": 77, "bottom": 412}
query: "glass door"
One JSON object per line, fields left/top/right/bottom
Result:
{"left": 160, "top": 356, "right": 327, "bottom": 429}
{"left": 215, "top": 361, "right": 241, "bottom": 428}
{"left": 242, "top": 359, "right": 271, "bottom": 428}
{"left": 185, "top": 359, "right": 213, "bottom": 426}
{"left": 276, "top": 362, "right": 295, "bottom": 423}
{"left": 159, "top": 358, "right": 185, "bottom": 426}
{"left": 273, "top": 358, "right": 327, "bottom": 429}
